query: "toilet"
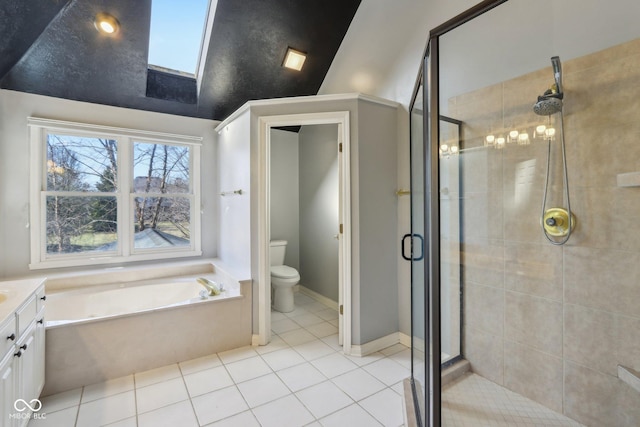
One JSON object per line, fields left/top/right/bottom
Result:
{"left": 270, "top": 240, "right": 300, "bottom": 313}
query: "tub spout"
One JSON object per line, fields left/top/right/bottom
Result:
{"left": 196, "top": 278, "right": 222, "bottom": 296}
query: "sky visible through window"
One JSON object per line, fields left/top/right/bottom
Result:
{"left": 148, "top": 0, "right": 210, "bottom": 75}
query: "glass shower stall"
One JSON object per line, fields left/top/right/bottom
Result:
{"left": 408, "top": 0, "right": 640, "bottom": 426}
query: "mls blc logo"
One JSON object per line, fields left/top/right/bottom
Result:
{"left": 10, "top": 399, "right": 46, "bottom": 420}
{"left": 14, "top": 398, "right": 42, "bottom": 412}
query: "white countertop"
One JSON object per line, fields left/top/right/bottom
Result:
{"left": 0, "top": 277, "right": 46, "bottom": 325}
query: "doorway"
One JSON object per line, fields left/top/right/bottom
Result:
{"left": 257, "top": 112, "right": 352, "bottom": 354}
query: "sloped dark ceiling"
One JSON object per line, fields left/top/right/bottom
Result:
{"left": 0, "top": 0, "right": 361, "bottom": 121}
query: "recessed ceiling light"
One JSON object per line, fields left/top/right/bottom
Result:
{"left": 283, "top": 48, "right": 306, "bottom": 71}
{"left": 94, "top": 12, "right": 120, "bottom": 36}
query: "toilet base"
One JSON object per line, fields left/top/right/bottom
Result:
{"left": 273, "top": 286, "right": 295, "bottom": 313}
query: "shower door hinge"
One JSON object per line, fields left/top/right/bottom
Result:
{"left": 339, "top": 143, "right": 343, "bottom": 152}
{"left": 339, "top": 305, "right": 343, "bottom": 315}
{"left": 339, "top": 224, "right": 343, "bottom": 234}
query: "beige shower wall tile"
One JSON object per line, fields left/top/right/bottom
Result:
{"left": 564, "top": 304, "right": 617, "bottom": 376}
{"left": 504, "top": 291, "right": 562, "bottom": 356}
{"left": 569, "top": 187, "right": 640, "bottom": 252}
{"left": 504, "top": 242, "right": 562, "bottom": 301}
{"left": 461, "top": 191, "right": 503, "bottom": 240}
{"left": 464, "top": 328, "right": 503, "bottom": 386}
{"left": 459, "top": 147, "right": 503, "bottom": 193}
{"left": 504, "top": 340, "right": 563, "bottom": 414}
{"left": 564, "top": 246, "right": 640, "bottom": 318}
{"left": 461, "top": 239, "right": 504, "bottom": 288}
{"left": 464, "top": 281, "right": 504, "bottom": 337}
{"left": 455, "top": 84, "right": 504, "bottom": 144}
{"left": 503, "top": 188, "right": 545, "bottom": 244}
{"left": 616, "top": 314, "right": 640, "bottom": 373}
{"left": 564, "top": 360, "right": 640, "bottom": 427}
{"left": 564, "top": 37, "right": 640, "bottom": 75}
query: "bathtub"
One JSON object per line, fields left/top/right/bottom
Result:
{"left": 42, "top": 260, "right": 252, "bottom": 396}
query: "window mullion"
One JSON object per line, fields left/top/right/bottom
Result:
{"left": 120, "top": 137, "right": 132, "bottom": 257}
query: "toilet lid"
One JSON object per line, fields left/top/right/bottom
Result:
{"left": 271, "top": 265, "right": 299, "bottom": 279}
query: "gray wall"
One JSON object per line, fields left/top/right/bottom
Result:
{"left": 299, "top": 124, "right": 339, "bottom": 302}
{"left": 270, "top": 129, "right": 300, "bottom": 270}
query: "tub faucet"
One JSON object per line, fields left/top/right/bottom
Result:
{"left": 196, "top": 278, "right": 222, "bottom": 296}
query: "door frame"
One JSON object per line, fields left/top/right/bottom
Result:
{"left": 257, "top": 111, "right": 352, "bottom": 355}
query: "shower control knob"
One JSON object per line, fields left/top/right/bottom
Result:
{"left": 545, "top": 217, "right": 557, "bottom": 226}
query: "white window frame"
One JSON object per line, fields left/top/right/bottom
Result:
{"left": 28, "top": 117, "right": 202, "bottom": 270}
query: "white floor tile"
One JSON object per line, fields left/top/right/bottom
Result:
{"left": 319, "top": 404, "right": 383, "bottom": 427}
{"left": 136, "top": 377, "right": 189, "bottom": 414}
{"left": 331, "top": 368, "right": 386, "bottom": 401}
{"left": 293, "top": 339, "right": 335, "bottom": 361}
{"left": 293, "top": 293, "right": 315, "bottom": 305}
{"left": 138, "top": 400, "right": 198, "bottom": 427}
{"left": 217, "top": 345, "right": 258, "bottom": 364}
{"left": 311, "top": 352, "right": 358, "bottom": 378}
{"left": 315, "top": 308, "right": 339, "bottom": 321}
{"left": 191, "top": 386, "right": 249, "bottom": 425}
{"left": 81, "top": 375, "right": 134, "bottom": 403}
{"left": 379, "top": 343, "right": 407, "bottom": 357}
{"left": 183, "top": 365, "right": 234, "bottom": 397}
{"left": 388, "top": 348, "right": 412, "bottom": 369}
{"left": 295, "top": 381, "right": 354, "bottom": 419}
{"left": 27, "top": 406, "right": 77, "bottom": 427}
{"left": 320, "top": 334, "right": 343, "bottom": 352}
{"left": 252, "top": 395, "right": 314, "bottom": 427}
{"left": 278, "top": 328, "right": 317, "bottom": 346}
{"left": 304, "top": 301, "right": 332, "bottom": 313}
{"left": 306, "top": 322, "right": 339, "bottom": 338}
{"left": 261, "top": 347, "right": 306, "bottom": 371}
{"left": 290, "top": 312, "right": 324, "bottom": 327}
{"left": 271, "top": 317, "right": 301, "bottom": 334}
{"left": 270, "top": 310, "right": 288, "bottom": 322}
{"left": 359, "top": 388, "right": 404, "bottom": 427}
{"left": 179, "top": 353, "right": 222, "bottom": 375}
{"left": 362, "top": 358, "right": 410, "bottom": 386}
{"left": 237, "top": 373, "right": 291, "bottom": 407}
{"left": 76, "top": 390, "right": 136, "bottom": 427}
{"left": 281, "top": 306, "right": 310, "bottom": 318}
{"left": 207, "top": 410, "right": 261, "bottom": 427}
{"left": 255, "top": 334, "right": 290, "bottom": 355}
{"left": 276, "top": 363, "right": 327, "bottom": 392}
{"left": 345, "top": 351, "right": 385, "bottom": 367}
{"left": 135, "top": 363, "right": 181, "bottom": 389}
{"left": 39, "top": 387, "right": 82, "bottom": 413}
{"left": 104, "top": 416, "right": 137, "bottom": 427}
{"left": 225, "top": 356, "right": 272, "bottom": 383}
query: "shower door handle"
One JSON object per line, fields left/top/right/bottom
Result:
{"left": 402, "top": 233, "right": 424, "bottom": 261}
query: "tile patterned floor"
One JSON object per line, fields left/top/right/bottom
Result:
{"left": 442, "top": 373, "right": 584, "bottom": 427}
{"left": 29, "top": 292, "right": 408, "bottom": 427}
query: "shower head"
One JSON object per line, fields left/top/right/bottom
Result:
{"left": 533, "top": 96, "right": 562, "bottom": 115}
{"left": 533, "top": 56, "right": 564, "bottom": 115}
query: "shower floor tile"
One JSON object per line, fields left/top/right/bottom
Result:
{"left": 442, "top": 373, "right": 584, "bottom": 426}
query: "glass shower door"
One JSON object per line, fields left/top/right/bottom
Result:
{"left": 408, "top": 78, "right": 426, "bottom": 425}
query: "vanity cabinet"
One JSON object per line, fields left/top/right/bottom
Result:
{"left": 0, "top": 280, "right": 46, "bottom": 427}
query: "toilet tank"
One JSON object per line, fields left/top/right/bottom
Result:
{"left": 269, "top": 240, "right": 287, "bottom": 266}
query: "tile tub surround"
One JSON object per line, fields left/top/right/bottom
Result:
{"left": 42, "top": 260, "right": 252, "bottom": 396}
{"left": 449, "top": 38, "right": 640, "bottom": 426}
{"left": 30, "top": 293, "right": 408, "bottom": 427}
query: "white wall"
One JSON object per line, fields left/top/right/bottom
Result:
{"left": 299, "top": 124, "right": 339, "bottom": 301}
{"left": 270, "top": 129, "right": 300, "bottom": 270}
{"left": 0, "top": 90, "right": 218, "bottom": 279}
{"left": 216, "top": 111, "right": 251, "bottom": 278}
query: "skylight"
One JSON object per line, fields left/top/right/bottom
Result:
{"left": 148, "top": 0, "right": 211, "bottom": 76}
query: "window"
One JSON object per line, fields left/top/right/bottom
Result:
{"left": 29, "top": 118, "right": 202, "bottom": 269}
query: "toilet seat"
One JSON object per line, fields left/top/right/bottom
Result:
{"left": 270, "top": 265, "right": 299, "bottom": 279}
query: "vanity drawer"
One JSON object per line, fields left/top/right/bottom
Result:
{"left": 16, "top": 294, "right": 37, "bottom": 337}
{"left": 0, "top": 316, "right": 17, "bottom": 356}
{"left": 36, "top": 285, "right": 46, "bottom": 312}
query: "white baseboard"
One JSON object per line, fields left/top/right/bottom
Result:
{"left": 298, "top": 285, "right": 339, "bottom": 310}
{"left": 399, "top": 332, "right": 411, "bottom": 348}
{"left": 350, "top": 332, "right": 401, "bottom": 357}
{"left": 251, "top": 334, "right": 261, "bottom": 346}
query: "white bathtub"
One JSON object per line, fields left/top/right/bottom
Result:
{"left": 45, "top": 275, "right": 238, "bottom": 328}
{"left": 43, "top": 261, "right": 252, "bottom": 396}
